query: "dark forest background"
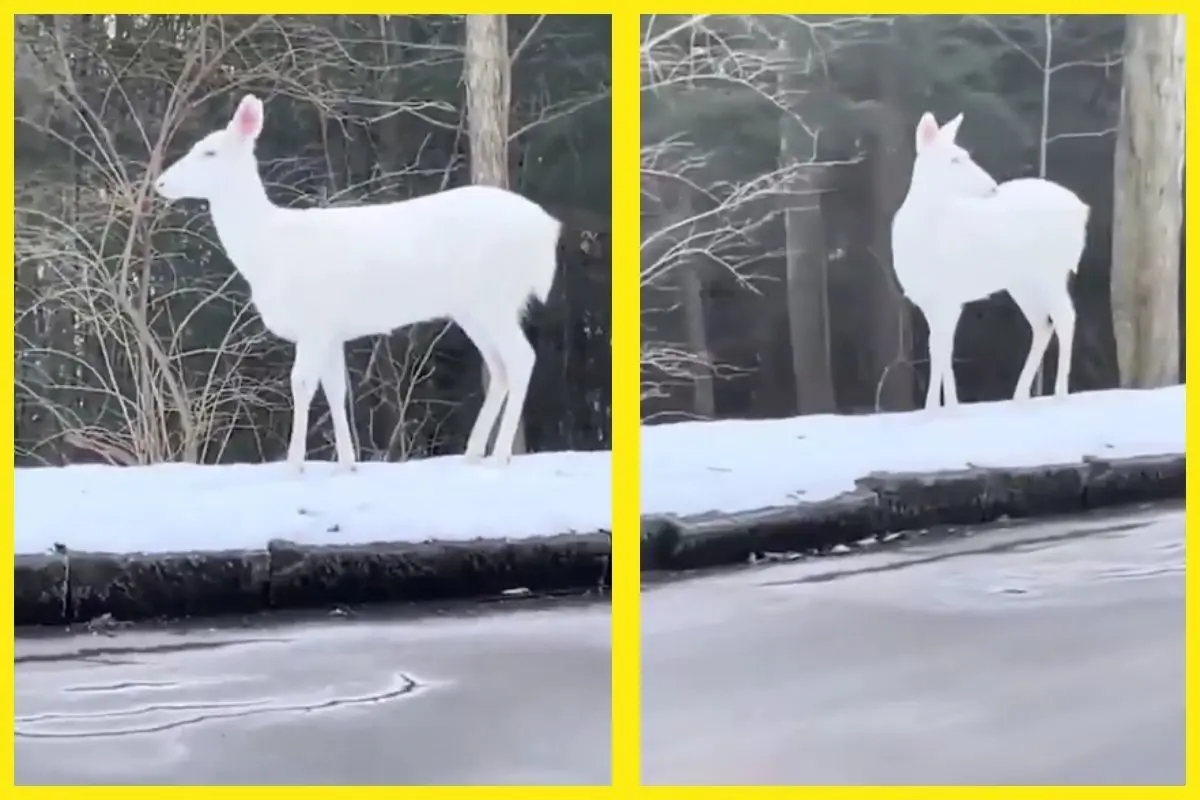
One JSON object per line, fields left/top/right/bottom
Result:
{"left": 15, "top": 14, "right": 612, "bottom": 466}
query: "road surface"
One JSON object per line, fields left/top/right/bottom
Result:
{"left": 642, "top": 504, "right": 1186, "bottom": 786}
{"left": 17, "top": 598, "right": 611, "bottom": 785}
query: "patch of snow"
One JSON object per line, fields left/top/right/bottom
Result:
{"left": 16, "top": 450, "right": 612, "bottom": 555}
{"left": 642, "top": 386, "right": 1184, "bottom": 518}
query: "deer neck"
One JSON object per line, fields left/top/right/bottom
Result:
{"left": 900, "top": 168, "right": 954, "bottom": 213}
{"left": 206, "top": 169, "right": 276, "bottom": 284}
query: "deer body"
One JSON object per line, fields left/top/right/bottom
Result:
{"left": 892, "top": 112, "right": 1089, "bottom": 410}
{"left": 207, "top": 185, "right": 557, "bottom": 343}
{"left": 157, "top": 94, "right": 560, "bottom": 472}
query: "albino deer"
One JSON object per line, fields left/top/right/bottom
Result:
{"left": 891, "top": 111, "right": 1089, "bottom": 410}
{"left": 155, "top": 94, "right": 560, "bottom": 473}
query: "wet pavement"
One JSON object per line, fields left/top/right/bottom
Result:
{"left": 16, "top": 598, "right": 611, "bottom": 785}
{"left": 642, "top": 504, "right": 1186, "bottom": 786}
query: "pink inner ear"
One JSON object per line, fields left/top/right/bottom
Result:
{"left": 916, "top": 114, "right": 939, "bottom": 151}
{"left": 234, "top": 100, "right": 261, "bottom": 137}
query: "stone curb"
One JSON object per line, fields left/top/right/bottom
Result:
{"left": 640, "top": 454, "right": 1185, "bottom": 572}
{"left": 15, "top": 530, "right": 611, "bottom": 627}
{"left": 16, "top": 454, "right": 1183, "bottom": 624}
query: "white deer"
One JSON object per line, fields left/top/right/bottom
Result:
{"left": 155, "top": 94, "right": 560, "bottom": 473}
{"left": 891, "top": 111, "right": 1089, "bottom": 410}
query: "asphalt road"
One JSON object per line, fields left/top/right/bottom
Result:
{"left": 16, "top": 599, "right": 611, "bottom": 785}
{"left": 16, "top": 504, "right": 1188, "bottom": 786}
{"left": 642, "top": 504, "right": 1186, "bottom": 786}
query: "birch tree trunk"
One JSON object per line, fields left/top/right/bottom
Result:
{"left": 465, "top": 14, "right": 527, "bottom": 453}
{"left": 1111, "top": 14, "right": 1185, "bottom": 388}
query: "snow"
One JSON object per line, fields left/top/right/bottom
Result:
{"left": 15, "top": 387, "right": 1186, "bottom": 556}
{"left": 16, "top": 450, "right": 612, "bottom": 555}
{"left": 642, "top": 386, "right": 1185, "bottom": 519}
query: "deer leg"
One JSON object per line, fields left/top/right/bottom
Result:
{"left": 939, "top": 307, "right": 964, "bottom": 407}
{"left": 319, "top": 341, "right": 357, "bottom": 472}
{"left": 1010, "top": 289, "right": 1056, "bottom": 401}
{"left": 457, "top": 314, "right": 509, "bottom": 463}
{"left": 924, "top": 363, "right": 942, "bottom": 411}
{"left": 488, "top": 321, "right": 536, "bottom": 466}
{"left": 287, "top": 340, "right": 323, "bottom": 473}
{"left": 1048, "top": 290, "right": 1077, "bottom": 398}
{"left": 1013, "top": 316, "right": 1053, "bottom": 401}
{"left": 919, "top": 309, "right": 941, "bottom": 409}
{"left": 925, "top": 305, "right": 962, "bottom": 409}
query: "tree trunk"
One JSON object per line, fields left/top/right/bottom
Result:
{"left": 1111, "top": 14, "right": 1185, "bottom": 388}
{"left": 778, "top": 32, "right": 836, "bottom": 415}
{"left": 867, "top": 49, "right": 915, "bottom": 412}
{"left": 465, "top": 14, "right": 527, "bottom": 453}
{"left": 679, "top": 263, "right": 716, "bottom": 418}
{"left": 466, "top": 15, "right": 510, "bottom": 189}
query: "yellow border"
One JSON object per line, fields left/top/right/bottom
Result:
{"left": 638, "top": 3, "right": 1184, "bottom": 11}
{"left": 15, "top": 791, "right": 611, "bottom": 798}
{"left": 1185, "top": 11, "right": 1197, "bottom": 792}
{"left": 611, "top": 7, "right": 642, "bottom": 792}
{"left": 3, "top": 10, "right": 15, "bottom": 793}
{"left": 644, "top": 790, "right": 1187, "bottom": 799}
{"left": 25, "top": 4, "right": 618, "bottom": 12}
{"left": 6, "top": 8, "right": 1195, "bottom": 796}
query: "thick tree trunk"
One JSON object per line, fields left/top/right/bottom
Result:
{"left": 778, "top": 32, "right": 836, "bottom": 415}
{"left": 679, "top": 264, "right": 716, "bottom": 418}
{"left": 783, "top": 167, "right": 836, "bottom": 415}
{"left": 643, "top": 181, "right": 716, "bottom": 419}
{"left": 1111, "top": 14, "right": 1185, "bottom": 388}
{"left": 668, "top": 189, "right": 716, "bottom": 419}
{"left": 466, "top": 15, "right": 510, "bottom": 189}
{"left": 465, "top": 14, "right": 527, "bottom": 453}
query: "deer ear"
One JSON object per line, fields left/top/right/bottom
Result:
{"left": 939, "top": 113, "right": 965, "bottom": 143}
{"left": 230, "top": 94, "right": 263, "bottom": 140}
{"left": 915, "top": 112, "right": 940, "bottom": 154}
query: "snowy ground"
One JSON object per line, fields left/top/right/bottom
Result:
{"left": 16, "top": 451, "right": 612, "bottom": 555}
{"left": 642, "top": 386, "right": 1185, "bottom": 519}
{"left": 16, "top": 387, "right": 1185, "bottom": 556}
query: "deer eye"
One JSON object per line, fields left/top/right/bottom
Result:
{"left": 200, "top": 150, "right": 217, "bottom": 158}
